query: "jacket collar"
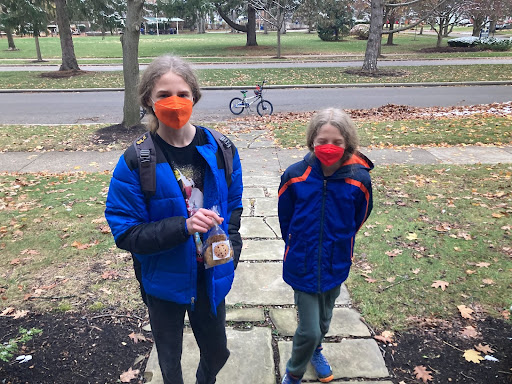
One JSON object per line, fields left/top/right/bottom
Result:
{"left": 304, "top": 151, "right": 374, "bottom": 178}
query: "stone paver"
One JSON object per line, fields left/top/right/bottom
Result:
{"left": 227, "top": 263, "right": 351, "bottom": 306}
{"left": 327, "top": 308, "right": 371, "bottom": 337}
{"left": 242, "top": 187, "right": 266, "bottom": 198}
{"left": 254, "top": 197, "right": 279, "bottom": 217}
{"left": 226, "top": 307, "right": 265, "bottom": 322}
{"left": 239, "top": 216, "right": 277, "bottom": 238}
{"left": 278, "top": 339, "right": 389, "bottom": 381}
{"left": 242, "top": 239, "right": 284, "bottom": 261}
{"left": 145, "top": 327, "right": 275, "bottom": 384}
{"left": 265, "top": 217, "right": 282, "bottom": 238}
{"left": 269, "top": 308, "right": 297, "bottom": 336}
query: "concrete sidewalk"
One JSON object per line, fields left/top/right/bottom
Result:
{"left": 1, "top": 131, "right": 511, "bottom": 384}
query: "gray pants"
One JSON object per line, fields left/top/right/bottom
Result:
{"left": 286, "top": 285, "right": 341, "bottom": 377}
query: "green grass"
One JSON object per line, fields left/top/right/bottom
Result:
{"left": 0, "top": 172, "right": 142, "bottom": 312}
{"left": 347, "top": 164, "right": 512, "bottom": 329}
{"left": 1, "top": 63, "right": 512, "bottom": 89}
{"left": 1, "top": 32, "right": 510, "bottom": 62}
{"left": 273, "top": 115, "right": 512, "bottom": 148}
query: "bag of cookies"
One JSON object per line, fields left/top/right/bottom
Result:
{"left": 202, "top": 206, "right": 234, "bottom": 269}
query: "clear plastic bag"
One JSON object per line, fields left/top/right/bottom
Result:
{"left": 203, "top": 205, "right": 234, "bottom": 269}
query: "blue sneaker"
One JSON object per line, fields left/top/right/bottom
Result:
{"left": 281, "top": 369, "right": 302, "bottom": 384}
{"left": 310, "top": 345, "right": 334, "bottom": 382}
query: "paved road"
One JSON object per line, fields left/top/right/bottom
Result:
{"left": 0, "top": 85, "right": 510, "bottom": 124}
{"left": 1, "top": 57, "right": 512, "bottom": 72}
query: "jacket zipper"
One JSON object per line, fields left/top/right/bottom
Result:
{"left": 317, "top": 179, "right": 327, "bottom": 292}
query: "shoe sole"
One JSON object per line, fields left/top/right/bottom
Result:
{"left": 318, "top": 374, "right": 334, "bottom": 383}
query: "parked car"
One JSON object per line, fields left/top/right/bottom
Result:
{"left": 495, "top": 23, "right": 511, "bottom": 30}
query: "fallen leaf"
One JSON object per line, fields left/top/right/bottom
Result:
{"left": 412, "top": 268, "right": 421, "bottom": 274}
{"left": 406, "top": 232, "right": 418, "bottom": 240}
{"left": 385, "top": 249, "right": 402, "bottom": 257}
{"left": 374, "top": 330, "right": 394, "bottom": 343}
{"left": 12, "top": 310, "right": 29, "bottom": 319}
{"left": 101, "top": 270, "right": 119, "bottom": 280}
{"left": 431, "top": 280, "right": 449, "bottom": 291}
{"left": 463, "top": 349, "right": 484, "bottom": 363}
{"left": 413, "top": 365, "right": 433, "bottom": 383}
{"left": 461, "top": 326, "right": 479, "bottom": 338}
{"left": 482, "top": 279, "right": 494, "bottom": 285}
{"left": 120, "top": 367, "right": 139, "bottom": 382}
{"left": 457, "top": 305, "right": 474, "bottom": 319}
{"left": 475, "top": 343, "right": 494, "bottom": 354}
{"left": 128, "top": 332, "right": 147, "bottom": 344}
{"left": 475, "top": 262, "right": 490, "bottom": 268}
{"left": 0, "top": 307, "right": 15, "bottom": 316}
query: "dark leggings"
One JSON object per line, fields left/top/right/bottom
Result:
{"left": 146, "top": 270, "right": 229, "bottom": 384}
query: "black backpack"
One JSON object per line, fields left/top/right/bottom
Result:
{"left": 133, "top": 128, "right": 235, "bottom": 202}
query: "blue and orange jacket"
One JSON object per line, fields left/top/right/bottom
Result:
{"left": 105, "top": 127, "right": 243, "bottom": 315}
{"left": 278, "top": 151, "right": 373, "bottom": 293}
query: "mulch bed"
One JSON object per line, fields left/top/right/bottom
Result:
{"left": 0, "top": 311, "right": 152, "bottom": 384}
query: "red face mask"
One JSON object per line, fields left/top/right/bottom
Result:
{"left": 314, "top": 144, "right": 345, "bottom": 167}
{"left": 153, "top": 96, "right": 193, "bottom": 129}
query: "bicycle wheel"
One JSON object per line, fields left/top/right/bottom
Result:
{"left": 257, "top": 100, "right": 273, "bottom": 116}
{"left": 229, "top": 97, "right": 245, "bottom": 115}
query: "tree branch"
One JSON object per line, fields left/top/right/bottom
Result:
{"left": 382, "top": 0, "right": 450, "bottom": 34}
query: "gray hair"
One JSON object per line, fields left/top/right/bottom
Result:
{"left": 138, "top": 55, "right": 202, "bottom": 132}
{"left": 306, "top": 108, "right": 359, "bottom": 163}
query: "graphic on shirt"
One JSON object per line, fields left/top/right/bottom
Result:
{"left": 173, "top": 168, "right": 204, "bottom": 216}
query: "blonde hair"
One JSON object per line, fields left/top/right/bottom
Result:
{"left": 138, "top": 55, "right": 202, "bottom": 132}
{"left": 306, "top": 108, "right": 359, "bottom": 163}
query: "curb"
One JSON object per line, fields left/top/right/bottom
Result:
{"left": 1, "top": 80, "right": 512, "bottom": 93}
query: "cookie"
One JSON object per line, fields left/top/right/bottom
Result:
{"left": 214, "top": 243, "right": 229, "bottom": 259}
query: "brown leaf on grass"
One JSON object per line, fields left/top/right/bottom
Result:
{"left": 413, "top": 365, "right": 433, "bottom": 383}
{"left": 412, "top": 268, "right": 421, "bottom": 274}
{"left": 482, "top": 279, "right": 494, "bottom": 285}
{"left": 475, "top": 343, "right": 494, "bottom": 354}
{"left": 128, "top": 332, "right": 147, "bottom": 344}
{"left": 461, "top": 326, "right": 479, "bottom": 338}
{"left": 475, "top": 262, "right": 490, "bottom": 268}
{"left": 466, "top": 269, "right": 477, "bottom": 275}
{"left": 385, "top": 249, "right": 402, "bottom": 257}
{"left": 457, "top": 305, "right": 474, "bottom": 319}
{"left": 99, "top": 225, "right": 111, "bottom": 234}
{"left": 119, "top": 367, "right": 139, "bottom": 382}
{"left": 501, "top": 310, "right": 510, "bottom": 320}
{"left": 431, "top": 280, "right": 449, "bottom": 291}
{"left": 101, "top": 270, "right": 119, "bottom": 280}
{"left": 463, "top": 349, "right": 484, "bottom": 363}
{"left": 20, "top": 249, "right": 40, "bottom": 255}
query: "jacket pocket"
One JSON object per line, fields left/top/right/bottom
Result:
{"left": 284, "top": 233, "right": 309, "bottom": 276}
{"left": 330, "top": 237, "right": 353, "bottom": 274}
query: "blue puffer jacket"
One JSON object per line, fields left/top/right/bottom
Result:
{"left": 105, "top": 127, "right": 243, "bottom": 315}
{"left": 278, "top": 151, "right": 373, "bottom": 294}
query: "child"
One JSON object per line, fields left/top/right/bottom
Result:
{"left": 278, "top": 108, "right": 373, "bottom": 383}
{"left": 105, "top": 55, "right": 243, "bottom": 384}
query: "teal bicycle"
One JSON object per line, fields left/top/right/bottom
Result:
{"left": 229, "top": 80, "right": 273, "bottom": 116}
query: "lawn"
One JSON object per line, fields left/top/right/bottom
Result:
{"left": 0, "top": 32, "right": 511, "bottom": 64}
{"left": 1, "top": 63, "right": 512, "bottom": 89}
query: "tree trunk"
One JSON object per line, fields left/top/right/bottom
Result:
{"left": 472, "top": 16, "right": 485, "bottom": 37}
{"left": 362, "top": 0, "right": 384, "bottom": 73}
{"left": 55, "top": 0, "right": 80, "bottom": 71}
{"left": 33, "top": 25, "right": 44, "bottom": 62}
{"left": 121, "top": 0, "right": 144, "bottom": 129}
{"left": 386, "top": 14, "right": 395, "bottom": 45}
{"left": 436, "top": 19, "right": 444, "bottom": 47}
{"left": 246, "top": 5, "right": 257, "bottom": 46}
{"left": 6, "top": 28, "right": 17, "bottom": 50}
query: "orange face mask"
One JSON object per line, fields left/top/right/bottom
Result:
{"left": 152, "top": 96, "right": 193, "bottom": 129}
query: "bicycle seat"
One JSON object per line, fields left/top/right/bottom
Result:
{"left": 240, "top": 90, "right": 247, "bottom": 93}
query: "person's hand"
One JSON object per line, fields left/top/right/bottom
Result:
{"left": 186, "top": 208, "right": 224, "bottom": 235}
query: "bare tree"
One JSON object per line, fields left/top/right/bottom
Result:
{"left": 122, "top": 0, "right": 144, "bottom": 128}
{"left": 216, "top": 1, "right": 259, "bottom": 46}
{"left": 55, "top": 0, "right": 80, "bottom": 71}
{"left": 250, "top": 0, "right": 301, "bottom": 58}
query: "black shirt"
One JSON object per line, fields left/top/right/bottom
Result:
{"left": 154, "top": 128, "right": 207, "bottom": 216}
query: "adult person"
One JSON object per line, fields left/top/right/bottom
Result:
{"left": 105, "top": 54, "right": 243, "bottom": 384}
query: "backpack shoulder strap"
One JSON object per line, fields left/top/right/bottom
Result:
{"left": 205, "top": 127, "right": 235, "bottom": 187}
{"left": 133, "top": 131, "right": 156, "bottom": 201}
